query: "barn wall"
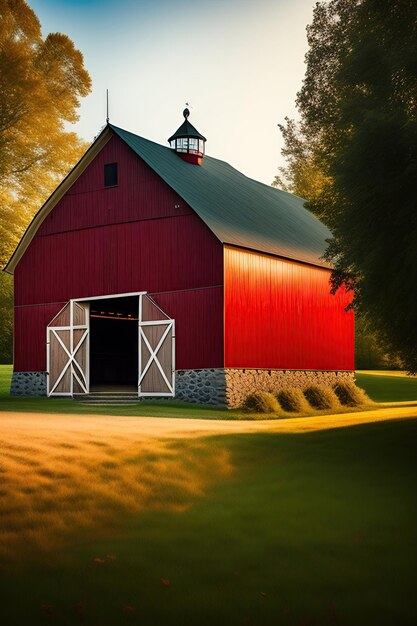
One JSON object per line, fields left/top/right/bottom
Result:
{"left": 15, "top": 216, "right": 223, "bottom": 306}
{"left": 13, "top": 134, "right": 224, "bottom": 372}
{"left": 224, "top": 246, "right": 354, "bottom": 371}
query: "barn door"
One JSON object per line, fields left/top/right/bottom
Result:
{"left": 138, "top": 295, "right": 175, "bottom": 397}
{"left": 47, "top": 301, "right": 89, "bottom": 396}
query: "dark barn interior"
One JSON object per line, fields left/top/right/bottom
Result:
{"left": 89, "top": 296, "right": 138, "bottom": 390}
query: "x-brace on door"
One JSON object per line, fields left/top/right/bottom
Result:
{"left": 138, "top": 294, "right": 175, "bottom": 397}
{"left": 47, "top": 300, "right": 89, "bottom": 396}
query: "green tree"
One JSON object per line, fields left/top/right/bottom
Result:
{"left": 272, "top": 117, "right": 330, "bottom": 206}
{"left": 275, "top": 0, "right": 417, "bottom": 372}
{"left": 0, "top": 0, "right": 91, "bottom": 362}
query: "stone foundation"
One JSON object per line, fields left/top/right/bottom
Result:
{"left": 10, "top": 368, "right": 354, "bottom": 407}
{"left": 175, "top": 368, "right": 227, "bottom": 406}
{"left": 175, "top": 368, "right": 354, "bottom": 408}
{"left": 10, "top": 371, "right": 47, "bottom": 396}
{"left": 225, "top": 369, "right": 354, "bottom": 408}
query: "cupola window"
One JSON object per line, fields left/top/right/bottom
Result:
{"left": 176, "top": 138, "right": 189, "bottom": 152}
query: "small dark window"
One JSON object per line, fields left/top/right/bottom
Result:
{"left": 104, "top": 163, "right": 118, "bottom": 187}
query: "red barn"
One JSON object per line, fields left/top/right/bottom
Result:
{"left": 5, "top": 110, "right": 354, "bottom": 407}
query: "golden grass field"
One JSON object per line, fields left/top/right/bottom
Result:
{"left": 0, "top": 413, "right": 235, "bottom": 561}
{"left": 1, "top": 406, "right": 417, "bottom": 563}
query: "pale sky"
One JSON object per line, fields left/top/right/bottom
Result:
{"left": 29, "top": 0, "right": 316, "bottom": 185}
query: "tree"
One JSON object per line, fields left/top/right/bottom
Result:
{"left": 0, "top": 0, "right": 91, "bottom": 362}
{"left": 275, "top": 0, "right": 417, "bottom": 371}
{"left": 272, "top": 117, "right": 331, "bottom": 206}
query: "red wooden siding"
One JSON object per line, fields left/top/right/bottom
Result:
{"left": 13, "top": 133, "right": 224, "bottom": 371}
{"left": 151, "top": 288, "right": 223, "bottom": 370}
{"left": 14, "top": 304, "right": 66, "bottom": 373}
{"left": 14, "top": 215, "right": 223, "bottom": 306}
{"left": 224, "top": 246, "right": 354, "bottom": 371}
{"left": 37, "top": 135, "right": 193, "bottom": 237}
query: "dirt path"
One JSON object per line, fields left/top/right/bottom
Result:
{"left": 1, "top": 405, "right": 417, "bottom": 441}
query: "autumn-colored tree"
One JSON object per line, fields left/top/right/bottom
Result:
{"left": 275, "top": 0, "right": 417, "bottom": 371}
{"left": 0, "top": 0, "right": 91, "bottom": 362}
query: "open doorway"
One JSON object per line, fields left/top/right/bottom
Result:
{"left": 89, "top": 296, "right": 138, "bottom": 391}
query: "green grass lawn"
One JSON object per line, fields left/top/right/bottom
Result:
{"left": 355, "top": 371, "right": 417, "bottom": 402}
{"left": 1, "top": 364, "right": 417, "bottom": 624}
{"left": 0, "top": 418, "right": 416, "bottom": 625}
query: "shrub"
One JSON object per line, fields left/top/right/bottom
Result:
{"left": 303, "top": 384, "right": 340, "bottom": 410}
{"left": 276, "top": 387, "right": 311, "bottom": 413}
{"left": 243, "top": 391, "right": 281, "bottom": 413}
{"left": 333, "top": 379, "right": 371, "bottom": 407}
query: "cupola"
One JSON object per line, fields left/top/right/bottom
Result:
{"left": 168, "top": 108, "right": 206, "bottom": 165}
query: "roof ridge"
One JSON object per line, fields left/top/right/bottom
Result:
{"left": 110, "top": 123, "right": 311, "bottom": 203}
{"left": 109, "top": 123, "right": 168, "bottom": 150}
{"left": 111, "top": 125, "right": 331, "bottom": 269}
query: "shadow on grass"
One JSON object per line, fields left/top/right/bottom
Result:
{"left": 0, "top": 418, "right": 416, "bottom": 625}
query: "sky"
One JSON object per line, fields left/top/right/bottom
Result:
{"left": 29, "top": 0, "right": 317, "bottom": 185}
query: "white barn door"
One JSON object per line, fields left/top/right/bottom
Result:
{"left": 47, "top": 301, "right": 89, "bottom": 396}
{"left": 138, "top": 295, "right": 175, "bottom": 397}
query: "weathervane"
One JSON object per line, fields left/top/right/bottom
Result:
{"left": 106, "top": 89, "right": 109, "bottom": 124}
{"left": 183, "top": 102, "right": 194, "bottom": 119}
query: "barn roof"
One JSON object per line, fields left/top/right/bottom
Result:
{"left": 4, "top": 124, "right": 331, "bottom": 274}
{"left": 111, "top": 124, "right": 331, "bottom": 268}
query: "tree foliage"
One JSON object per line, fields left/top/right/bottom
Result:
{"left": 275, "top": 0, "right": 417, "bottom": 371}
{"left": 272, "top": 117, "right": 331, "bottom": 206}
{"left": 0, "top": 0, "right": 91, "bottom": 362}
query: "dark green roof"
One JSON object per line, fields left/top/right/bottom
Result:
{"left": 168, "top": 118, "right": 207, "bottom": 142}
{"left": 110, "top": 124, "right": 331, "bottom": 268}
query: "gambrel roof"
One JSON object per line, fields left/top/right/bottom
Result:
{"left": 4, "top": 123, "right": 331, "bottom": 274}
